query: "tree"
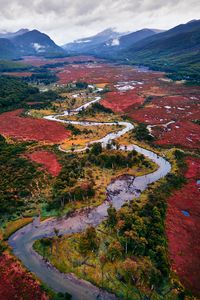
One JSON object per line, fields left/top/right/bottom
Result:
{"left": 121, "top": 257, "right": 160, "bottom": 299}
{"left": 123, "top": 230, "right": 142, "bottom": 254}
{"left": 106, "top": 143, "right": 112, "bottom": 150}
{"left": 107, "top": 241, "right": 123, "bottom": 262}
{"left": 54, "top": 292, "right": 72, "bottom": 300}
{"left": 0, "top": 241, "right": 7, "bottom": 254}
{"left": 40, "top": 238, "right": 52, "bottom": 257}
{"left": 54, "top": 228, "right": 60, "bottom": 257}
{"left": 99, "top": 252, "right": 107, "bottom": 287}
{"left": 107, "top": 205, "right": 117, "bottom": 229}
{"left": 121, "top": 258, "right": 137, "bottom": 284}
{"left": 79, "top": 226, "right": 99, "bottom": 254}
{"left": 134, "top": 123, "right": 154, "bottom": 142}
{"left": 75, "top": 81, "right": 88, "bottom": 89}
{"left": 90, "top": 143, "right": 102, "bottom": 156}
{"left": 116, "top": 220, "right": 125, "bottom": 236}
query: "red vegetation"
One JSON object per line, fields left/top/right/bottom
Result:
{"left": 22, "top": 56, "right": 103, "bottom": 67}
{"left": 101, "top": 90, "right": 144, "bottom": 113}
{"left": 130, "top": 94, "right": 200, "bottom": 149}
{"left": 57, "top": 63, "right": 157, "bottom": 85}
{"left": 21, "top": 56, "right": 49, "bottom": 66}
{"left": 166, "top": 157, "right": 200, "bottom": 295}
{"left": 59, "top": 56, "right": 104, "bottom": 63}
{"left": 27, "top": 150, "right": 62, "bottom": 176}
{"left": 0, "top": 109, "right": 71, "bottom": 143}
{"left": 56, "top": 62, "right": 200, "bottom": 150}
{"left": 0, "top": 253, "right": 48, "bottom": 300}
{"left": 130, "top": 95, "right": 200, "bottom": 124}
{"left": 57, "top": 64, "right": 117, "bottom": 84}
{"left": 156, "top": 121, "right": 199, "bottom": 149}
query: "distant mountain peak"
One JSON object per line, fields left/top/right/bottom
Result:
{"left": 29, "top": 29, "right": 43, "bottom": 34}
{"left": 96, "top": 27, "right": 118, "bottom": 36}
{"left": 62, "top": 27, "right": 127, "bottom": 52}
{"left": 187, "top": 19, "right": 199, "bottom": 24}
{"left": 0, "top": 28, "right": 29, "bottom": 39}
{"left": 15, "top": 28, "right": 29, "bottom": 34}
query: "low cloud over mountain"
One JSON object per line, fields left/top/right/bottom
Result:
{"left": 0, "top": 0, "right": 200, "bottom": 44}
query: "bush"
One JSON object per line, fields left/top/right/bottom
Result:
{"left": 134, "top": 123, "right": 154, "bottom": 142}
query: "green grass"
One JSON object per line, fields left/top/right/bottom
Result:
{"left": 0, "top": 60, "right": 30, "bottom": 72}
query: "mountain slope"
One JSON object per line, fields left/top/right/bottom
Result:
{"left": 121, "top": 20, "right": 200, "bottom": 80}
{"left": 62, "top": 28, "right": 162, "bottom": 57}
{"left": 62, "top": 28, "right": 125, "bottom": 53}
{"left": 0, "top": 29, "right": 29, "bottom": 39}
{"left": 0, "top": 29, "right": 65, "bottom": 59}
{"left": 12, "top": 30, "right": 64, "bottom": 56}
{"left": 127, "top": 20, "right": 200, "bottom": 54}
{"left": 105, "top": 28, "right": 159, "bottom": 50}
{"left": 0, "top": 39, "right": 18, "bottom": 59}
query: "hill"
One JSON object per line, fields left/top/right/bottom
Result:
{"left": 121, "top": 20, "right": 200, "bottom": 81}
{"left": 62, "top": 28, "right": 125, "bottom": 54}
{"left": 12, "top": 29, "right": 65, "bottom": 56}
{"left": 113, "top": 29, "right": 161, "bottom": 50}
{"left": 89, "top": 28, "right": 161, "bottom": 57}
{"left": 0, "top": 29, "right": 65, "bottom": 59}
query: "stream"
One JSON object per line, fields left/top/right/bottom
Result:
{"left": 9, "top": 94, "right": 171, "bottom": 300}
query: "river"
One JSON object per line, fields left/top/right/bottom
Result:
{"left": 9, "top": 93, "right": 171, "bottom": 300}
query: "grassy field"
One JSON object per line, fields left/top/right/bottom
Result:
{"left": 3, "top": 218, "right": 33, "bottom": 240}
{"left": 60, "top": 112, "right": 122, "bottom": 123}
{"left": 60, "top": 124, "right": 124, "bottom": 151}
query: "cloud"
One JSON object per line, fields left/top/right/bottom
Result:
{"left": 0, "top": 0, "right": 199, "bottom": 44}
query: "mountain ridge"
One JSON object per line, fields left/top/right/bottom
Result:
{"left": 0, "top": 29, "right": 65, "bottom": 58}
{"left": 119, "top": 19, "right": 200, "bottom": 80}
{"left": 62, "top": 28, "right": 127, "bottom": 53}
{"left": 0, "top": 29, "right": 29, "bottom": 39}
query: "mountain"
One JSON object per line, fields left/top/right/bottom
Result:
{"left": 98, "top": 28, "right": 161, "bottom": 54}
{"left": 116, "top": 29, "right": 164, "bottom": 50}
{"left": 62, "top": 28, "right": 126, "bottom": 53}
{"left": 0, "top": 29, "right": 29, "bottom": 39}
{"left": 0, "top": 39, "right": 18, "bottom": 59}
{"left": 62, "top": 28, "right": 163, "bottom": 57}
{"left": 0, "top": 29, "right": 65, "bottom": 59}
{"left": 11, "top": 29, "right": 65, "bottom": 56}
{"left": 126, "top": 20, "right": 200, "bottom": 55}
{"left": 120, "top": 20, "right": 200, "bottom": 79}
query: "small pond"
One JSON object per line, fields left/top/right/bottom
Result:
{"left": 181, "top": 210, "right": 190, "bottom": 217}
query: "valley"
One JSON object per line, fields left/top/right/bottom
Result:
{"left": 0, "top": 52, "right": 199, "bottom": 300}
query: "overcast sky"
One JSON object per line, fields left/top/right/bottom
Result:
{"left": 0, "top": 0, "right": 199, "bottom": 45}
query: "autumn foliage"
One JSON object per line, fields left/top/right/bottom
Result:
{"left": 166, "top": 157, "right": 200, "bottom": 295}
{"left": 0, "top": 109, "right": 71, "bottom": 143}
{"left": 101, "top": 90, "right": 144, "bottom": 113}
{"left": 0, "top": 254, "right": 48, "bottom": 300}
{"left": 26, "top": 150, "right": 62, "bottom": 176}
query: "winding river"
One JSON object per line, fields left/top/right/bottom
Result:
{"left": 9, "top": 93, "right": 171, "bottom": 300}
